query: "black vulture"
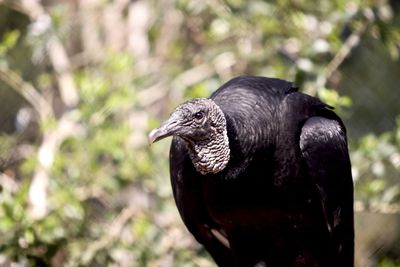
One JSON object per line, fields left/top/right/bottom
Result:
{"left": 149, "top": 76, "right": 354, "bottom": 267}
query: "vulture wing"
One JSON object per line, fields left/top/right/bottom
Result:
{"left": 300, "top": 116, "right": 354, "bottom": 266}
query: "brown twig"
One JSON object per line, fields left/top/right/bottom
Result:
{"left": 0, "top": 67, "right": 53, "bottom": 121}
{"left": 47, "top": 36, "right": 79, "bottom": 107}
{"left": 319, "top": 23, "right": 369, "bottom": 87}
{"left": 81, "top": 207, "right": 136, "bottom": 264}
{"left": 314, "top": 11, "right": 373, "bottom": 94}
{"left": 2, "top": 0, "right": 79, "bottom": 107}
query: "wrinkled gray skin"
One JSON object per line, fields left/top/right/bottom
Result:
{"left": 148, "top": 98, "right": 230, "bottom": 175}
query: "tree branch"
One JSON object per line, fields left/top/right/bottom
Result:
{"left": 81, "top": 207, "right": 136, "bottom": 264}
{"left": 315, "top": 10, "right": 374, "bottom": 93}
{"left": 0, "top": 67, "right": 53, "bottom": 121}
{"left": 1, "top": 0, "right": 81, "bottom": 218}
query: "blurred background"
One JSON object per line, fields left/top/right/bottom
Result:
{"left": 0, "top": 0, "right": 399, "bottom": 266}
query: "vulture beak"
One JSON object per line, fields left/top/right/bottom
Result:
{"left": 148, "top": 115, "right": 182, "bottom": 144}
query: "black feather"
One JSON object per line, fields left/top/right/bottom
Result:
{"left": 163, "top": 76, "right": 354, "bottom": 266}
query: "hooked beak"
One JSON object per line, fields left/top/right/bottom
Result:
{"left": 148, "top": 117, "right": 181, "bottom": 144}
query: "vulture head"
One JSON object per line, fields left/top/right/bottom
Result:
{"left": 148, "top": 98, "right": 230, "bottom": 175}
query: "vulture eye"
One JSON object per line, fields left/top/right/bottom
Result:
{"left": 194, "top": 111, "right": 204, "bottom": 120}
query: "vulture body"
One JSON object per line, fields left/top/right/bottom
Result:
{"left": 149, "top": 76, "right": 354, "bottom": 267}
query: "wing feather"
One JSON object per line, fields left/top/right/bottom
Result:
{"left": 300, "top": 116, "right": 354, "bottom": 266}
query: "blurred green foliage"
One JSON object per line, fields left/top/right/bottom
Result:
{"left": 352, "top": 116, "right": 400, "bottom": 205}
{"left": 0, "top": 0, "right": 399, "bottom": 266}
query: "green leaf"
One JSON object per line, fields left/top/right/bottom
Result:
{"left": 0, "top": 30, "right": 20, "bottom": 56}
